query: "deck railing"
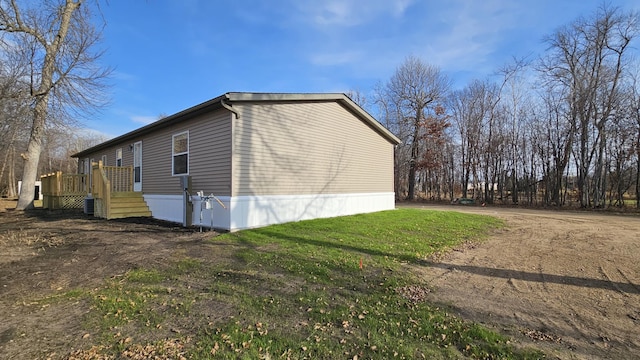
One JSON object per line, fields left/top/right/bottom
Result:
{"left": 41, "top": 172, "right": 88, "bottom": 209}
{"left": 102, "top": 165, "right": 133, "bottom": 192}
{"left": 41, "top": 162, "right": 134, "bottom": 211}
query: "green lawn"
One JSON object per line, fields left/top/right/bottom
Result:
{"left": 65, "top": 209, "right": 544, "bottom": 359}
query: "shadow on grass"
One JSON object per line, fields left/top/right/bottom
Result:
{"left": 253, "top": 229, "right": 640, "bottom": 295}
{"left": 255, "top": 229, "right": 417, "bottom": 262}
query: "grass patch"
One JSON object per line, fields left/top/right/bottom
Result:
{"left": 126, "top": 268, "right": 165, "bottom": 284}
{"left": 91, "top": 284, "right": 167, "bottom": 329}
{"left": 173, "top": 257, "right": 202, "bottom": 273}
{"left": 32, "top": 288, "right": 87, "bottom": 306}
{"left": 76, "top": 209, "right": 543, "bottom": 359}
{"left": 223, "top": 209, "right": 501, "bottom": 276}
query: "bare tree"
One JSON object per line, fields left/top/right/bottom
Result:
{"left": 384, "top": 56, "right": 451, "bottom": 200}
{"left": 497, "top": 59, "right": 531, "bottom": 205}
{"left": 627, "top": 69, "right": 640, "bottom": 208}
{"left": 448, "top": 89, "right": 473, "bottom": 199}
{"left": 345, "top": 89, "right": 368, "bottom": 109}
{"left": 539, "top": 4, "right": 638, "bottom": 207}
{"left": 0, "top": 0, "right": 110, "bottom": 209}
{"left": 532, "top": 88, "right": 574, "bottom": 206}
{"left": 605, "top": 101, "right": 635, "bottom": 206}
{"left": 448, "top": 79, "right": 502, "bottom": 202}
{"left": 372, "top": 81, "right": 408, "bottom": 199}
{"left": 416, "top": 104, "right": 451, "bottom": 200}
{"left": 0, "top": 49, "right": 30, "bottom": 198}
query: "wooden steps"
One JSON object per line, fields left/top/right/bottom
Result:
{"left": 108, "top": 192, "right": 151, "bottom": 219}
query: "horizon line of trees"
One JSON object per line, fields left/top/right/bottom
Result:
{"left": 358, "top": 4, "right": 640, "bottom": 209}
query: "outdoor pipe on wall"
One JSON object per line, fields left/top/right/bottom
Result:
{"left": 220, "top": 98, "right": 239, "bottom": 119}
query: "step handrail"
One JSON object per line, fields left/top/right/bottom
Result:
{"left": 92, "top": 161, "right": 111, "bottom": 219}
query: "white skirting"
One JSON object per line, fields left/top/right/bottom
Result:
{"left": 143, "top": 192, "right": 395, "bottom": 232}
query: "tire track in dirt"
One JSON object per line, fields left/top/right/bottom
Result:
{"left": 404, "top": 205, "right": 640, "bottom": 360}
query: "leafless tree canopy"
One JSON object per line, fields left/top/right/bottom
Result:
{"left": 366, "top": 5, "right": 640, "bottom": 208}
{"left": 381, "top": 56, "right": 451, "bottom": 200}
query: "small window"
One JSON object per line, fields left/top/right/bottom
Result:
{"left": 116, "top": 148, "right": 123, "bottom": 167}
{"left": 172, "top": 131, "right": 189, "bottom": 175}
{"left": 101, "top": 155, "right": 107, "bottom": 165}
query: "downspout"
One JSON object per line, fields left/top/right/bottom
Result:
{"left": 221, "top": 98, "right": 239, "bottom": 119}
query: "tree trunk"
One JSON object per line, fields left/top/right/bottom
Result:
{"left": 511, "top": 169, "right": 518, "bottom": 204}
{"left": 592, "top": 126, "right": 603, "bottom": 207}
{"left": 636, "top": 144, "right": 640, "bottom": 209}
{"left": 406, "top": 114, "right": 421, "bottom": 201}
{"left": 461, "top": 148, "right": 469, "bottom": 198}
{"left": 17, "top": 95, "right": 48, "bottom": 209}
{"left": 8, "top": 147, "right": 16, "bottom": 198}
{"left": 407, "top": 159, "right": 417, "bottom": 200}
{"left": 0, "top": 144, "right": 13, "bottom": 192}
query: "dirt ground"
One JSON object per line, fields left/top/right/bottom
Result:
{"left": 0, "top": 200, "right": 215, "bottom": 359}
{"left": 406, "top": 204, "right": 640, "bottom": 360}
{"left": 1, "top": 200, "right": 639, "bottom": 359}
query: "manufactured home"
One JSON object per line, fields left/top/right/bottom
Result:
{"left": 70, "top": 92, "right": 400, "bottom": 231}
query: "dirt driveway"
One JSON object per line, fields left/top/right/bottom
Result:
{"left": 406, "top": 204, "right": 640, "bottom": 360}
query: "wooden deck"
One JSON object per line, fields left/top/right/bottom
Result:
{"left": 41, "top": 162, "right": 151, "bottom": 219}
{"left": 40, "top": 172, "right": 88, "bottom": 209}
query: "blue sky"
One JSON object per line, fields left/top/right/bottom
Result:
{"left": 87, "top": 0, "right": 639, "bottom": 138}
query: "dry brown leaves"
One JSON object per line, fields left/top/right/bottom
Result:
{"left": 396, "top": 284, "right": 431, "bottom": 304}
{"left": 521, "top": 328, "right": 563, "bottom": 343}
{"left": 0, "top": 228, "right": 64, "bottom": 247}
{"left": 64, "top": 339, "right": 187, "bottom": 360}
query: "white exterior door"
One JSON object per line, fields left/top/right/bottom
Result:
{"left": 133, "top": 141, "right": 142, "bottom": 191}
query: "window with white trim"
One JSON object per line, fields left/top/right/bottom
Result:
{"left": 172, "top": 131, "right": 189, "bottom": 175}
{"left": 101, "top": 154, "right": 107, "bottom": 165}
{"left": 116, "top": 148, "right": 123, "bottom": 167}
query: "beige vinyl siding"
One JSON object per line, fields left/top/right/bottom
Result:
{"left": 77, "top": 143, "right": 135, "bottom": 168}
{"left": 74, "top": 110, "right": 231, "bottom": 196}
{"left": 142, "top": 110, "right": 232, "bottom": 196}
{"left": 232, "top": 101, "right": 394, "bottom": 196}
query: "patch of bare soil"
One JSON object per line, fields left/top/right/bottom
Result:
{"left": 0, "top": 200, "right": 217, "bottom": 359}
{"left": 407, "top": 204, "right": 640, "bottom": 360}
